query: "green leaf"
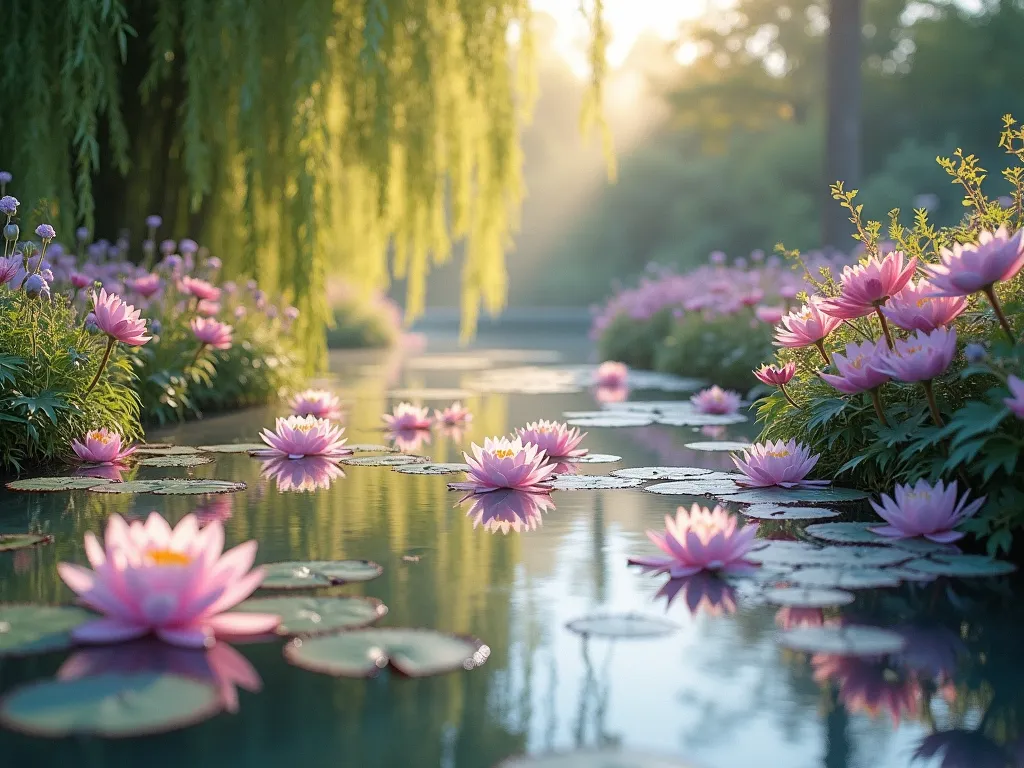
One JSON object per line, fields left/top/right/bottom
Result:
{"left": 0, "top": 605, "right": 96, "bottom": 656}
{"left": 229, "top": 596, "right": 388, "bottom": 635}
{"left": 806, "top": 398, "right": 848, "bottom": 430}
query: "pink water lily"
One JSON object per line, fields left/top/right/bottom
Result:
{"left": 880, "top": 279, "right": 967, "bottom": 332}
{"left": 434, "top": 401, "right": 472, "bottom": 425}
{"left": 927, "top": 226, "right": 1024, "bottom": 296}
{"left": 260, "top": 456, "right": 346, "bottom": 493}
{"left": 819, "top": 338, "right": 891, "bottom": 395}
{"left": 732, "top": 439, "right": 828, "bottom": 488}
{"left": 774, "top": 297, "right": 843, "bottom": 363}
{"left": 461, "top": 488, "right": 554, "bottom": 534}
{"left": 57, "top": 512, "right": 280, "bottom": 648}
{"left": 383, "top": 402, "right": 432, "bottom": 431}
{"left": 91, "top": 288, "right": 151, "bottom": 346}
{"left": 71, "top": 428, "right": 136, "bottom": 465}
{"left": 1003, "top": 375, "right": 1024, "bottom": 419}
{"left": 255, "top": 415, "right": 351, "bottom": 459}
{"left": 595, "top": 361, "right": 628, "bottom": 388}
{"left": 869, "top": 479, "right": 984, "bottom": 543}
{"left": 690, "top": 385, "right": 742, "bottom": 415}
{"left": 818, "top": 251, "right": 918, "bottom": 320}
{"left": 754, "top": 362, "right": 796, "bottom": 387}
{"left": 875, "top": 327, "right": 957, "bottom": 383}
{"left": 289, "top": 389, "right": 343, "bottom": 420}
{"left": 628, "top": 503, "right": 760, "bottom": 577}
{"left": 516, "top": 419, "right": 587, "bottom": 458}
{"left": 451, "top": 436, "right": 556, "bottom": 493}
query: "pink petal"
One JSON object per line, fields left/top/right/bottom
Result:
{"left": 207, "top": 612, "right": 281, "bottom": 636}
{"left": 925, "top": 530, "right": 965, "bottom": 544}
{"left": 156, "top": 625, "right": 214, "bottom": 649}
{"left": 72, "top": 618, "right": 149, "bottom": 645}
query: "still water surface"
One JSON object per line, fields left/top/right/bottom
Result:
{"left": 0, "top": 337, "right": 1020, "bottom": 767}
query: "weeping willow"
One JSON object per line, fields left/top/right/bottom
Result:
{"left": 0, "top": 0, "right": 610, "bottom": 365}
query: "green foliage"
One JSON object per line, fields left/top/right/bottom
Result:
{"left": 595, "top": 309, "right": 673, "bottom": 370}
{"left": 757, "top": 119, "right": 1024, "bottom": 554}
{"left": 324, "top": 283, "right": 401, "bottom": 350}
{"left": 655, "top": 313, "right": 774, "bottom": 393}
{"left": 0, "top": 290, "right": 141, "bottom": 472}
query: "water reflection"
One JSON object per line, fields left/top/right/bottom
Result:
{"left": 460, "top": 489, "right": 554, "bottom": 534}
{"left": 74, "top": 462, "right": 130, "bottom": 482}
{"left": 387, "top": 427, "right": 432, "bottom": 453}
{"left": 656, "top": 573, "right": 737, "bottom": 617}
{"left": 259, "top": 456, "right": 346, "bottom": 493}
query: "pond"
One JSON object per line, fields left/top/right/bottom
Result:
{"left": 0, "top": 332, "right": 1021, "bottom": 768}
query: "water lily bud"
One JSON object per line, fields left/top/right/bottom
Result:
{"left": 85, "top": 312, "right": 99, "bottom": 334}
{"left": 3, "top": 223, "right": 19, "bottom": 241}
{"left": 964, "top": 343, "right": 987, "bottom": 364}
{"left": 149, "top": 318, "right": 162, "bottom": 336}
{"left": 24, "top": 273, "right": 46, "bottom": 298}
{"left": 21, "top": 241, "right": 38, "bottom": 258}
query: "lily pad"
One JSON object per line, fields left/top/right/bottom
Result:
{"left": 655, "top": 413, "right": 747, "bottom": 427}
{"left": 284, "top": 628, "right": 489, "bottom": 678}
{"left": 719, "top": 486, "right": 871, "bottom": 505}
{"left": 0, "top": 672, "right": 221, "bottom": 737}
{"left": 545, "top": 475, "right": 644, "bottom": 491}
{"left": 0, "top": 605, "right": 95, "bottom": 656}
{"left": 786, "top": 567, "right": 903, "bottom": 590}
{"left": 742, "top": 505, "right": 839, "bottom": 521}
{"left": 90, "top": 479, "right": 246, "bottom": 495}
{"left": 623, "top": 372, "right": 705, "bottom": 392}
{"left": 230, "top": 596, "right": 387, "bottom": 635}
{"left": 567, "top": 453, "right": 622, "bottom": 464}
{"left": 346, "top": 443, "right": 398, "bottom": 454}
{"left": 565, "top": 415, "right": 654, "bottom": 428}
{"left": 133, "top": 445, "right": 201, "bottom": 456}
{"left": 684, "top": 441, "right": 753, "bottom": 452}
{"left": 6, "top": 476, "right": 112, "bottom": 492}
{"left": 903, "top": 555, "right": 1017, "bottom": 577}
{"left": 197, "top": 443, "right": 266, "bottom": 454}
{"left": 340, "top": 454, "right": 429, "bottom": 467}
{"left": 0, "top": 533, "right": 53, "bottom": 552}
{"left": 392, "top": 462, "right": 471, "bottom": 475}
{"left": 778, "top": 625, "right": 906, "bottom": 656}
{"left": 259, "top": 560, "right": 383, "bottom": 589}
{"left": 565, "top": 614, "right": 678, "bottom": 639}
{"left": 761, "top": 587, "right": 856, "bottom": 608}
{"left": 611, "top": 466, "right": 715, "bottom": 481}
{"left": 387, "top": 387, "right": 473, "bottom": 400}
{"left": 643, "top": 475, "right": 746, "bottom": 496}
{"left": 804, "top": 523, "right": 958, "bottom": 555}
{"left": 746, "top": 541, "right": 836, "bottom": 567}
{"left": 138, "top": 454, "right": 214, "bottom": 468}
{"left": 498, "top": 751, "right": 695, "bottom": 767}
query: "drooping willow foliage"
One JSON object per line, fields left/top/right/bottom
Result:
{"left": 0, "top": 0, "right": 609, "bottom": 364}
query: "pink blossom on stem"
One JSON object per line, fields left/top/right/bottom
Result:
{"left": 819, "top": 338, "right": 891, "bottom": 395}
{"left": 880, "top": 278, "right": 967, "bottom": 332}
{"left": 774, "top": 298, "right": 842, "bottom": 358}
{"left": 874, "top": 327, "right": 957, "bottom": 383}
{"left": 91, "top": 288, "right": 152, "bottom": 346}
{"left": 190, "top": 317, "right": 233, "bottom": 350}
{"left": 754, "top": 362, "right": 795, "bottom": 387}
{"left": 818, "top": 251, "right": 918, "bottom": 320}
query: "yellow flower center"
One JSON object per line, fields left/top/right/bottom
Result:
{"left": 494, "top": 448, "right": 515, "bottom": 459}
{"left": 850, "top": 355, "right": 865, "bottom": 369}
{"left": 765, "top": 449, "right": 791, "bottom": 458}
{"left": 904, "top": 345, "right": 922, "bottom": 354}
{"left": 915, "top": 298, "right": 929, "bottom": 308}
{"left": 294, "top": 423, "right": 315, "bottom": 432}
{"left": 146, "top": 549, "right": 193, "bottom": 567}
{"left": 88, "top": 431, "right": 112, "bottom": 444}
{"left": 537, "top": 426, "right": 552, "bottom": 433}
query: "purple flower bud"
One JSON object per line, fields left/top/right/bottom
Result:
{"left": 76, "top": 226, "right": 89, "bottom": 242}
{"left": 35, "top": 224, "right": 55, "bottom": 240}
{"left": 149, "top": 318, "right": 162, "bottom": 336}
{"left": 265, "top": 305, "right": 278, "bottom": 319}
{"left": 24, "top": 273, "right": 46, "bottom": 299}
{"left": 3, "top": 223, "right": 18, "bottom": 241}
{"left": 85, "top": 312, "right": 99, "bottom": 334}
{"left": 21, "top": 242, "right": 38, "bottom": 258}
{"left": 234, "top": 305, "right": 247, "bottom": 319}
{"left": 0, "top": 171, "right": 11, "bottom": 185}
{"left": 751, "top": 249, "right": 765, "bottom": 262}
{"left": 145, "top": 215, "right": 163, "bottom": 229}
{"left": 246, "top": 279, "right": 258, "bottom": 291}
{"left": 48, "top": 243, "right": 64, "bottom": 258}
{"left": 116, "top": 236, "right": 130, "bottom": 251}
{"left": 205, "top": 256, "right": 222, "bottom": 271}
{"left": 179, "top": 238, "right": 199, "bottom": 255}
{"left": 222, "top": 280, "right": 237, "bottom": 295}
{"left": 87, "top": 243, "right": 104, "bottom": 259}
{"left": 284, "top": 306, "right": 300, "bottom": 320}
{"left": 160, "top": 239, "right": 176, "bottom": 255}
{"left": 143, "top": 239, "right": 155, "bottom": 253}
{"left": 0, "top": 195, "right": 18, "bottom": 216}
{"left": 964, "top": 343, "right": 987, "bottom": 364}
{"left": 709, "top": 250, "right": 726, "bottom": 265}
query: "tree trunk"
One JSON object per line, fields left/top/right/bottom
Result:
{"left": 823, "top": 0, "right": 863, "bottom": 249}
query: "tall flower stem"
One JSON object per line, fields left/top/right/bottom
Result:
{"left": 868, "top": 389, "right": 888, "bottom": 426}
{"left": 982, "top": 285, "right": 1015, "bottom": 343}
{"left": 814, "top": 340, "right": 831, "bottom": 366}
{"left": 873, "top": 307, "right": 894, "bottom": 349}
{"left": 188, "top": 343, "right": 207, "bottom": 371}
{"left": 779, "top": 384, "right": 799, "bottom": 408}
{"left": 922, "top": 380, "right": 944, "bottom": 427}
{"left": 84, "top": 337, "right": 116, "bottom": 398}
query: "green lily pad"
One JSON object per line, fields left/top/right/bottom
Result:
{"left": 746, "top": 541, "right": 834, "bottom": 567}
{"left": 719, "top": 486, "right": 871, "bottom": 505}
{"left": 0, "top": 533, "right": 53, "bottom": 552}
{"left": 340, "top": 454, "right": 429, "bottom": 467}
{"left": 741, "top": 505, "right": 839, "bottom": 521}
{"left": 284, "top": 628, "right": 489, "bottom": 678}
{"left": 565, "top": 614, "right": 678, "bottom": 638}
{"left": 0, "top": 605, "right": 96, "bottom": 656}
{"left": 621, "top": 372, "right": 705, "bottom": 392}
{"left": 643, "top": 475, "right": 745, "bottom": 496}
{"left": 611, "top": 466, "right": 716, "bottom": 481}
{"left": 655, "top": 413, "right": 747, "bottom": 427}
{"left": 197, "top": 443, "right": 266, "bottom": 454}
{"left": 138, "top": 454, "right": 215, "bottom": 468}
{"left": 786, "top": 567, "right": 903, "bottom": 590}
{"left": 684, "top": 441, "right": 753, "bottom": 452}
{"left": 903, "top": 555, "right": 1017, "bottom": 577}
{"left": 498, "top": 751, "right": 695, "bottom": 767}
{"left": 561, "top": 411, "right": 607, "bottom": 419}
{"left": 6, "top": 476, "right": 112, "bottom": 492}
{"left": 90, "top": 479, "right": 246, "bottom": 495}
{"left": 392, "top": 462, "right": 470, "bottom": 475}
{"left": 778, "top": 625, "right": 906, "bottom": 656}
{"left": 133, "top": 445, "right": 201, "bottom": 456}
{"left": 546, "top": 475, "right": 644, "bottom": 491}
{"left": 761, "top": 587, "right": 856, "bottom": 608}
{"left": 565, "top": 415, "right": 654, "bottom": 428}
{"left": 346, "top": 443, "right": 398, "bottom": 454}
{"left": 0, "top": 672, "right": 221, "bottom": 737}
{"left": 567, "top": 453, "right": 622, "bottom": 464}
{"left": 259, "top": 560, "right": 383, "bottom": 589}
{"left": 803, "top": 522, "right": 957, "bottom": 555}
{"left": 230, "top": 596, "right": 387, "bottom": 635}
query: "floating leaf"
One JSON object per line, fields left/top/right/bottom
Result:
{"left": 803, "top": 522, "right": 959, "bottom": 555}
{"left": 655, "top": 413, "right": 747, "bottom": 427}
{"left": 761, "top": 588, "right": 856, "bottom": 608}
{"left": 230, "top": 596, "right": 387, "bottom": 635}
{"left": 284, "top": 628, "right": 489, "bottom": 678}
{"left": 497, "top": 750, "right": 695, "bottom": 767}
{"left": 133, "top": 445, "right": 201, "bottom": 456}
{"left": 719, "top": 486, "right": 871, "bottom": 505}
{"left": 387, "top": 387, "right": 473, "bottom": 400}
{"left": 612, "top": 466, "right": 715, "bottom": 481}
{"left": 621, "top": 372, "right": 705, "bottom": 392}
{"left": 346, "top": 443, "right": 398, "bottom": 454}
{"left": 138, "top": 454, "right": 214, "bottom": 468}
{"left": 546, "top": 475, "right": 643, "bottom": 491}
{"left": 683, "top": 441, "right": 752, "bottom": 452}
{"left": 786, "top": 567, "right": 903, "bottom": 590}
{"left": 565, "top": 614, "right": 678, "bottom": 639}
{"left": 6, "top": 476, "right": 112, "bottom": 492}
{"left": 259, "top": 560, "right": 383, "bottom": 589}
{"left": 197, "top": 443, "right": 266, "bottom": 454}
{"left": 0, "top": 672, "right": 221, "bottom": 737}
{"left": 746, "top": 541, "right": 835, "bottom": 567}
{"left": 340, "top": 454, "right": 429, "bottom": 467}
{"left": 903, "top": 555, "right": 1017, "bottom": 577}
{"left": 778, "top": 625, "right": 906, "bottom": 656}
{"left": 90, "top": 479, "right": 246, "bottom": 495}
{"left": 0, "top": 533, "right": 53, "bottom": 552}
{"left": 392, "top": 462, "right": 470, "bottom": 475}
{"left": 565, "top": 415, "right": 653, "bottom": 428}
{"left": 741, "top": 505, "right": 839, "bottom": 521}
{"left": 567, "top": 453, "right": 622, "bottom": 464}
{"left": 0, "top": 605, "right": 95, "bottom": 656}
{"left": 643, "top": 475, "right": 745, "bottom": 496}
{"left": 561, "top": 411, "right": 607, "bottom": 419}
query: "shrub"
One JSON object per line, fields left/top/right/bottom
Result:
{"left": 655, "top": 312, "right": 774, "bottom": 393}
{"left": 326, "top": 282, "right": 401, "bottom": 350}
